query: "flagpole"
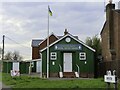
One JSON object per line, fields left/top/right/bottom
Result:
{"left": 47, "top": 5, "right": 49, "bottom": 78}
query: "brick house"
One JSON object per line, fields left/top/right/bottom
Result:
{"left": 100, "top": 2, "right": 120, "bottom": 77}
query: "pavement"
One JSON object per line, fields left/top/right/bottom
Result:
{"left": 0, "top": 81, "right": 11, "bottom": 90}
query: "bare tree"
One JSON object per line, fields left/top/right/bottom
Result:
{"left": 4, "top": 51, "right": 13, "bottom": 60}
{"left": 12, "top": 51, "right": 23, "bottom": 60}
{"left": 4, "top": 51, "right": 23, "bottom": 60}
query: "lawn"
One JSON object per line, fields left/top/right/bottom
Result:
{"left": 2, "top": 73, "right": 120, "bottom": 89}
{"left": 0, "top": 72, "right": 1, "bottom": 81}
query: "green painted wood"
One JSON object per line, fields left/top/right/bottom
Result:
{"left": 2, "top": 62, "right": 12, "bottom": 73}
{"left": 20, "top": 62, "right": 27, "bottom": 74}
{"left": 42, "top": 36, "right": 95, "bottom": 75}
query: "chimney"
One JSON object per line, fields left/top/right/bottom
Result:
{"left": 64, "top": 29, "right": 68, "bottom": 35}
{"left": 106, "top": 1, "right": 115, "bottom": 20}
{"left": 106, "top": 1, "right": 115, "bottom": 51}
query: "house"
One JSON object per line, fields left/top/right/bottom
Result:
{"left": 100, "top": 2, "right": 120, "bottom": 78}
{"left": 32, "top": 30, "right": 95, "bottom": 78}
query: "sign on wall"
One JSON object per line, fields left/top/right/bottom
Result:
{"left": 55, "top": 44, "right": 82, "bottom": 50}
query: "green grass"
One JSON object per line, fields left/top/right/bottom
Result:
{"left": 2, "top": 73, "right": 120, "bottom": 89}
{"left": 0, "top": 72, "right": 1, "bottom": 81}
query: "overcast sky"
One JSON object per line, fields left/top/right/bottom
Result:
{"left": 0, "top": 0, "right": 119, "bottom": 60}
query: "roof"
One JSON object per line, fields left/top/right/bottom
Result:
{"left": 32, "top": 34, "right": 79, "bottom": 48}
{"left": 100, "top": 9, "right": 120, "bottom": 35}
{"left": 32, "top": 39, "right": 43, "bottom": 47}
{"left": 58, "top": 36, "right": 78, "bottom": 39}
{"left": 100, "top": 21, "right": 107, "bottom": 35}
{"left": 40, "top": 33, "right": 95, "bottom": 52}
{"left": 38, "top": 33, "right": 59, "bottom": 45}
{"left": 114, "top": 9, "right": 120, "bottom": 13}
{"left": 2, "top": 59, "right": 41, "bottom": 62}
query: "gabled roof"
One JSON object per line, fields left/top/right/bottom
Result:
{"left": 58, "top": 36, "right": 79, "bottom": 39}
{"left": 100, "top": 21, "right": 107, "bottom": 35}
{"left": 38, "top": 33, "right": 59, "bottom": 45}
{"left": 114, "top": 9, "right": 120, "bottom": 13}
{"left": 32, "top": 39, "right": 43, "bottom": 47}
{"left": 40, "top": 33, "right": 95, "bottom": 52}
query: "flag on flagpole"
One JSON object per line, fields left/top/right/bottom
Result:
{"left": 48, "top": 6, "right": 52, "bottom": 16}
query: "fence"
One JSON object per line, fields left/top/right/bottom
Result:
{"left": 98, "top": 60, "right": 120, "bottom": 78}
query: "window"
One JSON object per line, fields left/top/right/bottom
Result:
{"left": 51, "top": 52, "right": 57, "bottom": 60}
{"left": 79, "top": 52, "right": 86, "bottom": 60}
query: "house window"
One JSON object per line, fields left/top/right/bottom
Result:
{"left": 79, "top": 52, "right": 86, "bottom": 60}
{"left": 51, "top": 52, "right": 57, "bottom": 60}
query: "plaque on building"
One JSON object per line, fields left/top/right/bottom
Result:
{"left": 55, "top": 44, "right": 82, "bottom": 50}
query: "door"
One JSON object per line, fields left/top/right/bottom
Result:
{"left": 13, "top": 62, "right": 19, "bottom": 71}
{"left": 36, "top": 60, "right": 41, "bottom": 73}
{"left": 64, "top": 53, "right": 72, "bottom": 72}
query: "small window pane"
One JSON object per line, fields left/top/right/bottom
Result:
{"left": 79, "top": 52, "right": 86, "bottom": 60}
{"left": 51, "top": 52, "right": 57, "bottom": 60}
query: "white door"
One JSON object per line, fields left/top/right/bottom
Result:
{"left": 64, "top": 53, "right": 72, "bottom": 72}
{"left": 36, "top": 61, "right": 41, "bottom": 73}
{"left": 13, "top": 62, "right": 19, "bottom": 71}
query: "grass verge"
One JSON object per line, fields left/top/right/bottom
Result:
{"left": 2, "top": 73, "right": 120, "bottom": 89}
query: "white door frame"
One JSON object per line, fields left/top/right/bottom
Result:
{"left": 63, "top": 53, "right": 72, "bottom": 72}
{"left": 36, "top": 60, "right": 41, "bottom": 73}
{"left": 12, "top": 62, "right": 19, "bottom": 71}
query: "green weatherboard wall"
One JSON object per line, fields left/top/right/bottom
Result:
{"left": 2, "top": 61, "right": 31, "bottom": 74}
{"left": 42, "top": 36, "right": 95, "bottom": 75}
{"left": 3, "top": 62, "right": 12, "bottom": 73}
{"left": 20, "top": 62, "right": 30, "bottom": 74}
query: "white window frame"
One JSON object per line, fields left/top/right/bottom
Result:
{"left": 50, "top": 52, "right": 57, "bottom": 60}
{"left": 79, "top": 52, "right": 86, "bottom": 60}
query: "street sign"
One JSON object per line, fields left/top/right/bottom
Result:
{"left": 104, "top": 75, "right": 116, "bottom": 83}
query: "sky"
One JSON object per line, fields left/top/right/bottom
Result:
{"left": 0, "top": 0, "right": 119, "bottom": 60}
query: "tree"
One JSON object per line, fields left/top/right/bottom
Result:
{"left": 0, "top": 47, "right": 2, "bottom": 59}
{"left": 4, "top": 51, "right": 12, "bottom": 60}
{"left": 0, "top": 48, "right": 2, "bottom": 54}
{"left": 85, "top": 35, "right": 102, "bottom": 56}
{"left": 85, "top": 35, "right": 102, "bottom": 78}
{"left": 4, "top": 51, "right": 23, "bottom": 60}
{"left": 12, "top": 51, "right": 23, "bottom": 60}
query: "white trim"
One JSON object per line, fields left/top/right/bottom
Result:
{"left": 40, "top": 34, "right": 96, "bottom": 52}
{"left": 40, "top": 53, "right": 42, "bottom": 59}
{"left": 38, "top": 33, "right": 59, "bottom": 45}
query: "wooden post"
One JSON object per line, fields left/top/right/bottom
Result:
{"left": 107, "top": 82, "right": 110, "bottom": 90}
{"left": 2, "top": 35, "right": 5, "bottom": 60}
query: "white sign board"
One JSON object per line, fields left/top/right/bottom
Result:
{"left": 104, "top": 75, "right": 116, "bottom": 83}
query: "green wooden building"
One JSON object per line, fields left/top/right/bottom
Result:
{"left": 39, "top": 32, "right": 95, "bottom": 78}
{"left": 2, "top": 59, "right": 41, "bottom": 74}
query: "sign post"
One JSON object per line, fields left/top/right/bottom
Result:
{"left": 104, "top": 70, "right": 118, "bottom": 90}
